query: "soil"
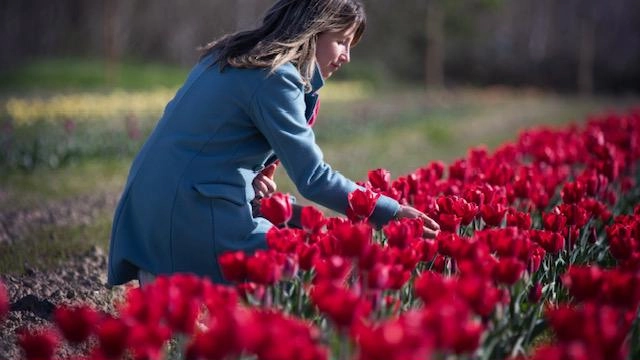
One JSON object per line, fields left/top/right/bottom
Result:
{"left": 0, "top": 192, "right": 128, "bottom": 359}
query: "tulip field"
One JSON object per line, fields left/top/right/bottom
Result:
{"left": 2, "top": 107, "right": 640, "bottom": 359}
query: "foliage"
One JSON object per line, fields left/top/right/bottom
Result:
{"left": 0, "top": 75, "right": 367, "bottom": 172}
{"left": 4, "top": 108, "right": 640, "bottom": 359}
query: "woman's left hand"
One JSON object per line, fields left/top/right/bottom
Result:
{"left": 395, "top": 204, "right": 440, "bottom": 238}
{"left": 252, "top": 163, "right": 278, "bottom": 198}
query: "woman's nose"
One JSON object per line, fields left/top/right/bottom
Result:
{"left": 340, "top": 48, "right": 350, "bottom": 63}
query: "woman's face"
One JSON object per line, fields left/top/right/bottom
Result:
{"left": 315, "top": 24, "right": 357, "bottom": 79}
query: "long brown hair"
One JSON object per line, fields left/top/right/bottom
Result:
{"left": 200, "top": 0, "right": 366, "bottom": 91}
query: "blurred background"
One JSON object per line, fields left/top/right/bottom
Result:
{"left": 0, "top": 0, "right": 639, "bottom": 272}
{"left": 2, "top": 0, "right": 639, "bottom": 92}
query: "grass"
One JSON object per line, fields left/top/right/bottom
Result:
{"left": 311, "top": 87, "right": 640, "bottom": 181}
{"left": 0, "top": 57, "right": 189, "bottom": 93}
{"left": 1, "top": 58, "right": 639, "bottom": 274}
{"left": 0, "top": 158, "right": 130, "bottom": 211}
{"left": 0, "top": 213, "right": 113, "bottom": 274}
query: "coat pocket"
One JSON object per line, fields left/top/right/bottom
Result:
{"left": 193, "top": 183, "right": 246, "bottom": 206}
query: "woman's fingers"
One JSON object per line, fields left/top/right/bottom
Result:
{"left": 423, "top": 226, "right": 439, "bottom": 239}
{"left": 253, "top": 173, "right": 277, "bottom": 198}
{"left": 421, "top": 214, "right": 440, "bottom": 238}
{"left": 396, "top": 205, "right": 440, "bottom": 238}
{"left": 420, "top": 214, "right": 440, "bottom": 231}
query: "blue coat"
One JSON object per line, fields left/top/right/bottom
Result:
{"left": 107, "top": 54, "right": 400, "bottom": 285}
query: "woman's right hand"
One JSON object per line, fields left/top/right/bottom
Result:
{"left": 394, "top": 204, "right": 440, "bottom": 238}
{"left": 252, "top": 163, "right": 278, "bottom": 199}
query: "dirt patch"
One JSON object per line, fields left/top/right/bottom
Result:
{"left": 0, "top": 190, "right": 125, "bottom": 358}
{"left": 0, "top": 191, "right": 119, "bottom": 244}
{"left": 0, "top": 245, "right": 128, "bottom": 359}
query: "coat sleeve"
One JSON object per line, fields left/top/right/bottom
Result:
{"left": 250, "top": 66, "right": 399, "bottom": 226}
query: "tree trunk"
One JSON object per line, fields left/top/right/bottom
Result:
{"left": 425, "top": 0, "right": 445, "bottom": 89}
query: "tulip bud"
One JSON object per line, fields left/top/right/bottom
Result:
{"left": 528, "top": 283, "right": 543, "bottom": 303}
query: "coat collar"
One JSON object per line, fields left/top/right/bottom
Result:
{"left": 310, "top": 62, "right": 325, "bottom": 93}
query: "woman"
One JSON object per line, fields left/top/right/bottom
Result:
{"left": 107, "top": 0, "right": 440, "bottom": 286}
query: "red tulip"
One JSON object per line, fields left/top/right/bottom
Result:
{"left": 296, "top": 243, "right": 320, "bottom": 271}
{"left": 313, "top": 255, "right": 351, "bottom": 284}
{"left": 128, "top": 322, "right": 172, "bottom": 359}
{"left": 384, "top": 218, "right": 422, "bottom": 249}
{"left": 219, "top": 250, "right": 248, "bottom": 283}
{"left": 528, "top": 283, "right": 543, "bottom": 303}
{"left": 506, "top": 210, "right": 532, "bottom": 230}
{"left": 17, "top": 328, "right": 60, "bottom": 360}
{"left": 300, "top": 206, "right": 327, "bottom": 233}
{"left": 246, "top": 249, "right": 282, "bottom": 285}
{"left": 260, "top": 192, "right": 293, "bottom": 226}
{"left": 455, "top": 275, "right": 502, "bottom": 317}
{"left": 527, "top": 243, "right": 545, "bottom": 273}
{"left": 53, "top": 304, "right": 99, "bottom": 344}
{"left": 310, "top": 281, "right": 371, "bottom": 328}
{"left": 448, "top": 159, "right": 469, "bottom": 181}
{"left": 452, "top": 320, "right": 483, "bottom": 354}
{"left": 366, "top": 263, "right": 391, "bottom": 290}
{"left": 436, "top": 231, "right": 464, "bottom": 258}
{"left": 480, "top": 202, "right": 508, "bottom": 227}
{"left": 414, "top": 271, "right": 454, "bottom": 305}
{"left": 530, "top": 186, "right": 550, "bottom": 210}
{"left": 166, "top": 292, "right": 200, "bottom": 335}
{"left": 387, "top": 264, "right": 412, "bottom": 290}
{"left": 492, "top": 257, "right": 525, "bottom": 285}
{"left": 421, "top": 161, "right": 445, "bottom": 182}
{"left": 542, "top": 210, "right": 567, "bottom": 232}
{"left": 186, "top": 310, "right": 241, "bottom": 360}
{"left": 393, "top": 245, "right": 421, "bottom": 271}
{"left": 437, "top": 213, "right": 462, "bottom": 233}
{"left": 600, "top": 269, "right": 640, "bottom": 309}
{"left": 347, "top": 188, "right": 380, "bottom": 221}
{"left": 96, "top": 316, "right": 130, "bottom": 359}
{"left": 580, "top": 198, "right": 612, "bottom": 223}
{"left": 606, "top": 223, "right": 637, "bottom": 260}
{"left": 355, "top": 315, "right": 433, "bottom": 360}
{"left": 543, "top": 302, "right": 632, "bottom": 359}
{"left": 561, "top": 181, "right": 585, "bottom": 204}
{"left": 0, "top": 280, "right": 8, "bottom": 322}
{"left": 368, "top": 168, "right": 392, "bottom": 191}
{"left": 562, "top": 266, "right": 603, "bottom": 302}
{"left": 358, "top": 242, "right": 385, "bottom": 271}
{"left": 455, "top": 241, "right": 497, "bottom": 278}
{"left": 484, "top": 161, "right": 514, "bottom": 187}
{"left": 577, "top": 168, "right": 608, "bottom": 197}
{"left": 333, "top": 221, "right": 372, "bottom": 258}
{"left": 531, "top": 229, "right": 565, "bottom": 254}
{"left": 266, "top": 226, "right": 303, "bottom": 254}
{"left": 119, "top": 283, "right": 166, "bottom": 325}
{"left": 201, "top": 281, "right": 240, "bottom": 314}
{"left": 558, "top": 203, "right": 589, "bottom": 227}
{"left": 412, "top": 238, "right": 438, "bottom": 262}
{"left": 454, "top": 200, "right": 479, "bottom": 226}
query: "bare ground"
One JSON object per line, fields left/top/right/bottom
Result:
{"left": 0, "top": 192, "right": 126, "bottom": 359}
